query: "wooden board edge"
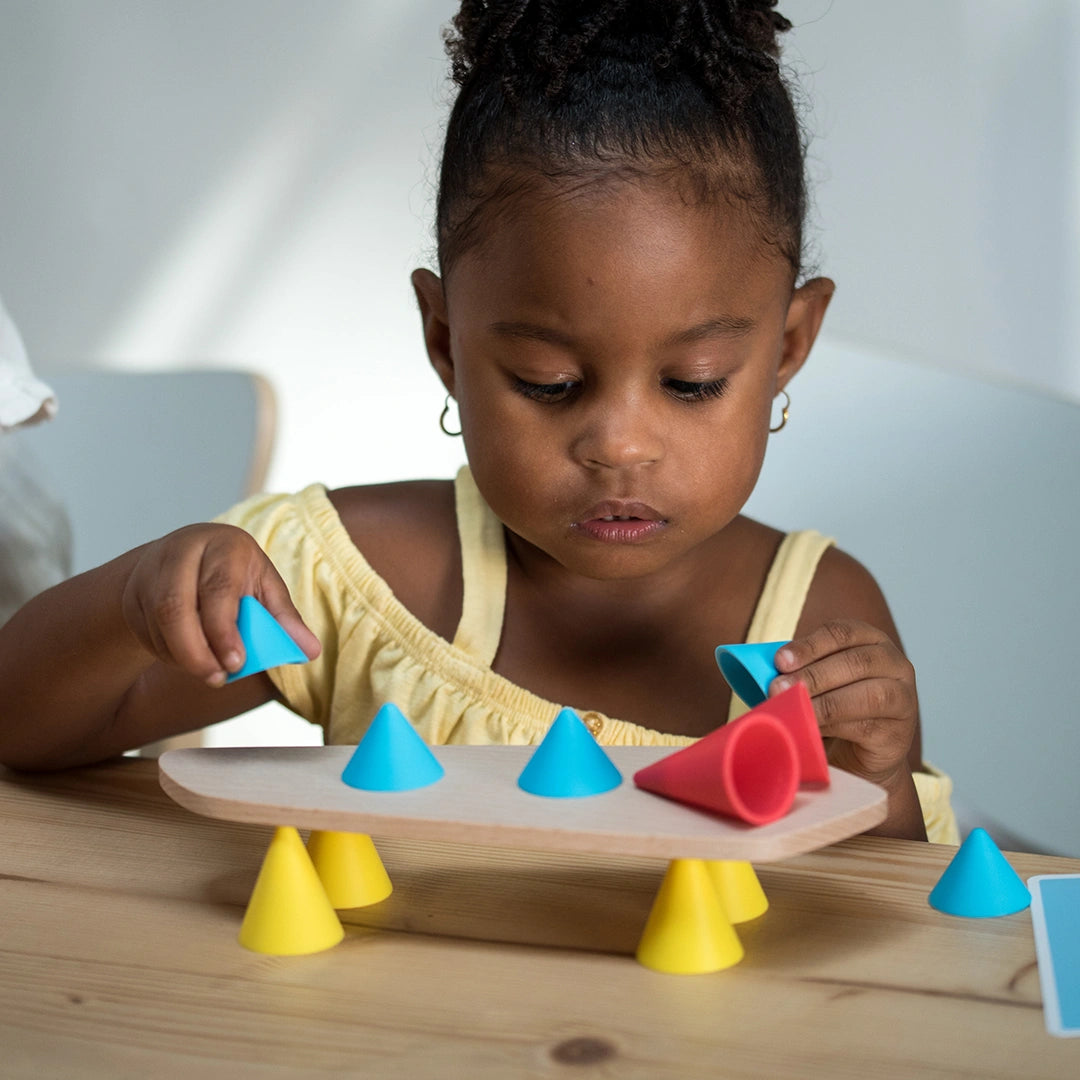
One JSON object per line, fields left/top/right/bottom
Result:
{"left": 158, "top": 755, "right": 890, "bottom": 862}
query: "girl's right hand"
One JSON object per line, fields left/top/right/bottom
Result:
{"left": 120, "top": 523, "right": 321, "bottom": 687}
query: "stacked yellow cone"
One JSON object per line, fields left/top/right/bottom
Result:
{"left": 706, "top": 860, "right": 769, "bottom": 924}
{"left": 307, "top": 830, "right": 393, "bottom": 909}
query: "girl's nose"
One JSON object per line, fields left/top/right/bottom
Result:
{"left": 570, "top": 396, "right": 663, "bottom": 471}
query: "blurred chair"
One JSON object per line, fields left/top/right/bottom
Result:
{"left": 16, "top": 369, "right": 274, "bottom": 574}
{"left": 744, "top": 339, "right": 1080, "bottom": 856}
{"left": 14, "top": 368, "right": 276, "bottom": 753}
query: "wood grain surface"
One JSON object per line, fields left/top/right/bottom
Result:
{"left": 3, "top": 758, "right": 1079, "bottom": 1079}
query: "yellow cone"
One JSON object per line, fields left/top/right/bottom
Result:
{"left": 307, "top": 830, "right": 393, "bottom": 909}
{"left": 238, "top": 826, "right": 345, "bottom": 955}
{"left": 706, "top": 860, "right": 769, "bottom": 924}
{"left": 636, "top": 858, "right": 744, "bottom": 974}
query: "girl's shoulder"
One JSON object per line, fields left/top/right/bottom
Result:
{"left": 797, "top": 543, "right": 900, "bottom": 641}
{"left": 327, "top": 480, "right": 462, "bottom": 642}
{"left": 731, "top": 515, "right": 898, "bottom": 639}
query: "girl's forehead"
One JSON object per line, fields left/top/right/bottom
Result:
{"left": 445, "top": 172, "right": 792, "bottom": 316}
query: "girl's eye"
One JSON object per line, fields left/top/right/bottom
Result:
{"left": 513, "top": 377, "right": 579, "bottom": 403}
{"left": 663, "top": 377, "right": 730, "bottom": 402}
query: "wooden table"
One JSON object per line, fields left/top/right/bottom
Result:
{"left": 3, "top": 758, "right": 1078, "bottom": 1079}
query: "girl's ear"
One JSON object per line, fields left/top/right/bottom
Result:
{"left": 411, "top": 268, "right": 455, "bottom": 393}
{"left": 777, "top": 276, "right": 835, "bottom": 390}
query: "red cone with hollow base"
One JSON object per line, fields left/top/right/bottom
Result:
{"left": 755, "top": 682, "right": 830, "bottom": 788}
{"left": 633, "top": 712, "right": 799, "bottom": 825}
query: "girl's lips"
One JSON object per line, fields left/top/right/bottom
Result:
{"left": 578, "top": 500, "right": 663, "bottom": 523}
{"left": 572, "top": 501, "right": 668, "bottom": 543}
{"left": 574, "top": 518, "right": 667, "bottom": 543}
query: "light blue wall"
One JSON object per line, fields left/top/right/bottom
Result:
{"left": 1, "top": 1, "right": 1077, "bottom": 468}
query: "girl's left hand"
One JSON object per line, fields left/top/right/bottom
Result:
{"left": 769, "top": 619, "right": 919, "bottom": 790}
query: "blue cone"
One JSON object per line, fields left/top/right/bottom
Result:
{"left": 928, "top": 828, "right": 1031, "bottom": 917}
{"left": 517, "top": 708, "right": 622, "bottom": 798}
{"left": 714, "top": 641, "right": 790, "bottom": 708}
{"left": 341, "top": 703, "right": 445, "bottom": 792}
{"left": 227, "top": 595, "right": 308, "bottom": 682}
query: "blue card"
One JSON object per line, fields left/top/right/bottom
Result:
{"left": 1028, "top": 874, "right": 1080, "bottom": 1037}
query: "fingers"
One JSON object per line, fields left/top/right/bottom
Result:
{"left": 134, "top": 533, "right": 234, "bottom": 686}
{"left": 125, "top": 524, "right": 320, "bottom": 687}
{"left": 190, "top": 534, "right": 322, "bottom": 682}
{"left": 768, "top": 619, "right": 918, "bottom": 785}
{"left": 194, "top": 546, "right": 250, "bottom": 684}
{"left": 774, "top": 633, "right": 911, "bottom": 704}
{"left": 775, "top": 619, "right": 890, "bottom": 677}
{"left": 798, "top": 680, "right": 916, "bottom": 775}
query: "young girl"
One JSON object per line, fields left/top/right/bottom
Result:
{"left": 0, "top": 1, "right": 957, "bottom": 843}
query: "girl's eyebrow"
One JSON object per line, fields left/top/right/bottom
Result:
{"left": 487, "top": 315, "right": 755, "bottom": 347}
{"left": 487, "top": 321, "right": 574, "bottom": 347}
{"left": 664, "top": 315, "right": 756, "bottom": 345}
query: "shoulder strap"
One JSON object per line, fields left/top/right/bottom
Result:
{"left": 450, "top": 466, "right": 508, "bottom": 666}
{"left": 727, "top": 529, "right": 835, "bottom": 722}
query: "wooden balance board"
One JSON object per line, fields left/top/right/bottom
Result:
{"left": 159, "top": 746, "right": 887, "bottom": 862}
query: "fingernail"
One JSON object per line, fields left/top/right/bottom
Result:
{"left": 224, "top": 651, "right": 242, "bottom": 671}
{"left": 772, "top": 676, "right": 793, "bottom": 694}
{"left": 207, "top": 670, "right": 227, "bottom": 688}
{"left": 775, "top": 648, "right": 794, "bottom": 669}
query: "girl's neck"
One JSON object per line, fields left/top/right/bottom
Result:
{"left": 503, "top": 523, "right": 732, "bottom": 620}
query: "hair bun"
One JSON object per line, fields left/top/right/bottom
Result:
{"left": 436, "top": 0, "right": 808, "bottom": 278}
{"left": 446, "top": 1, "right": 793, "bottom": 100}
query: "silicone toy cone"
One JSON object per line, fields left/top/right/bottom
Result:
{"left": 636, "top": 859, "right": 744, "bottom": 974}
{"left": 238, "top": 826, "right": 345, "bottom": 955}
{"left": 517, "top": 708, "right": 622, "bottom": 797}
{"left": 706, "top": 861, "right": 769, "bottom": 923}
{"left": 928, "top": 827, "right": 1031, "bottom": 917}
{"left": 227, "top": 595, "right": 308, "bottom": 682}
{"left": 714, "top": 641, "right": 789, "bottom": 708}
{"left": 341, "top": 703, "right": 445, "bottom": 791}
{"left": 307, "top": 830, "right": 393, "bottom": 909}
{"left": 633, "top": 712, "right": 799, "bottom": 825}
{"left": 756, "top": 682, "right": 830, "bottom": 788}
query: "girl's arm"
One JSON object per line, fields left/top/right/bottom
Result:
{"left": 0, "top": 524, "right": 319, "bottom": 771}
{"left": 773, "top": 548, "right": 928, "bottom": 841}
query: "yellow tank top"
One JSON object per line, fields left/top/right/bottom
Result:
{"left": 217, "top": 465, "right": 957, "bottom": 843}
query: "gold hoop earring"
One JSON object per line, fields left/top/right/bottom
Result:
{"left": 439, "top": 393, "right": 462, "bottom": 437}
{"left": 769, "top": 389, "right": 790, "bottom": 433}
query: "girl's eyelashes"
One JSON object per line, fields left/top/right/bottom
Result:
{"left": 662, "top": 377, "right": 730, "bottom": 402}
{"left": 511, "top": 375, "right": 730, "bottom": 403}
{"left": 512, "top": 377, "right": 580, "bottom": 402}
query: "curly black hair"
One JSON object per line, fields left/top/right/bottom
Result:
{"left": 436, "top": 1, "right": 807, "bottom": 278}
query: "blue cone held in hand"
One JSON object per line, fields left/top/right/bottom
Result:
{"left": 928, "top": 828, "right": 1031, "bottom": 918}
{"left": 341, "top": 703, "right": 445, "bottom": 792}
{"left": 517, "top": 708, "right": 623, "bottom": 798}
{"left": 714, "top": 641, "right": 790, "bottom": 708}
{"left": 226, "top": 595, "right": 308, "bottom": 682}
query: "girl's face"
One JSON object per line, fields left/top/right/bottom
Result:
{"left": 415, "top": 175, "right": 832, "bottom": 584}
